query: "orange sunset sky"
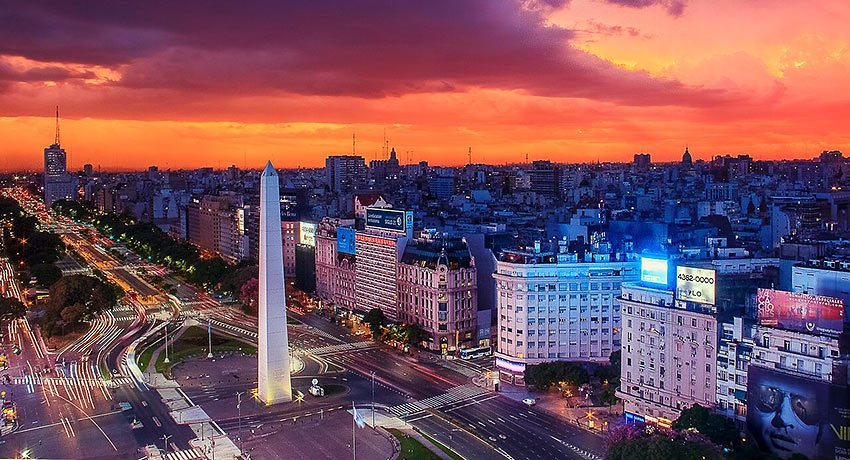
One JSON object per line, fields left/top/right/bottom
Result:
{"left": 1, "top": 0, "right": 849, "bottom": 171}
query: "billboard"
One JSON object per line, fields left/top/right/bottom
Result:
{"left": 337, "top": 227, "right": 356, "bottom": 255}
{"left": 640, "top": 256, "right": 668, "bottom": 286}
{"left": 365, "top": 208, "right": 408, "bottom": 233}
{"left": 757, "top": 288, "right": 845, "bottom": 338}
{"left": 747, "top": 365, "right": 850, "bottom": 460}
{"left": 676, "top": 266, "right": 716, "bottom": 305}
{"left": 299, "top": 221, "right": 316, "bottom": 247}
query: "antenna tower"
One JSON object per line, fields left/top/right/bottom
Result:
{"left": 54, "top": 105, "right": 60, "bottom": 146}
{"left": 468, "top": 147, "right": 472, "bottom": 165}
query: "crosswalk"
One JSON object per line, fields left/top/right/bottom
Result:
{"left": 388, "top": 384, "right": 489, "bottom": 417}
{"left": 10, "top": 376, "right": 131, "bottom": 388}
{"left": 292, "top": 324, "right": 344, "bottom": 343}
{"left": 210, "top": 318, "right": 258, "bottom": 339}
{"left": 303, "top": 341, "right": 375, "bottom": 356}
{"left": 164, "top": 447, "right": 205, "bottom": 460}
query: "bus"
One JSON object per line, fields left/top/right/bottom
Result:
{"left": 460, "top": 346, "right": 491, "bottom": 360}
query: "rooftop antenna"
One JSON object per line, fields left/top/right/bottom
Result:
{"left": 352, "top": 132, "right": 356, "bottom": 155}
{"left": 468, "top": 147, "right": 472, "bottom": 165}
{"left": 383, "top": 129, "right": 387, "bottom": 158}
{"left": 54, "top": 105, "right": 60, "bottom": 146}
{"left": 525, "top": 153, "right": 529, "bottom": 163}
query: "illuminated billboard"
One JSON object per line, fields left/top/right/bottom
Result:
{"left": 495, "top": 357, "right": 526, "bottom": 374}
{"left": 757, "top": 288, "right": 845, "bottom": 338}
{"left": 640, "top": 256, "right": 668, "bottom": 286}
{"left": 337, "top": 227, "right": 356, "bottom": 255}
{"left": 365, "top": 208, "right": 409, "bottom": 234}
{"left": 299, "top": 221, "right": 316, "bottom": 247}
{"left": 747, "top": 365, "right": 850, "bottom": 460}
{"left": 676, "top": 266, "right": 716, "bottom": 305}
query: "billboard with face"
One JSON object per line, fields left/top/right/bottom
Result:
{"left": 757, "top": 288, "right": 845, "bottom": 338}
{"left": 747, "top": 365, "right": 850, "bottom": 460}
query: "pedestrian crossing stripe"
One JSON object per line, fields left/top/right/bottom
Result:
{"left": 304, "top": 341, "right": 374, "bottom": 356}
{"left": 388, "top": 384, "right": 489, "bottom": 416}
{"left": 10, "top": 376, "right": 131, "bottom": 388}
{"left": 209, "top": 319, "right": 258, "bottom": 339}
{"left": 164, "top": 447, "right": 205, "bottom": 460}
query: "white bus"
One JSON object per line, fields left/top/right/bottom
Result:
{"left": 460, "top": 346, "right": 491, "bottom": 360}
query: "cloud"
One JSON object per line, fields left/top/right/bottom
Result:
{"left": 603, "top": 0, "right": 687, "bottom": 16}
{"left": 0, "top": 0, "right": 723, "bottom": 108}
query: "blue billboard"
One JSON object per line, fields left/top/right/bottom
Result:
{"left": 365, "top": 208, "right": 408, "bottom": 233}
{"left": 337, "top": 227, "right": 356, "bottom": 255}
{"left": 640, "top": 256, "right": 668, "bottom": 286}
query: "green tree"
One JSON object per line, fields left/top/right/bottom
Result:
{"left": 0, "top": 296, "right": 27, "bottom": 322}
{"left": 672, "top": 404, "right": 740, "bottom": 449}
{"left": 606, "top": 433, "right": 723, "bottom": 460}
{"left": 363, "top": 308, "right": 387, "bottom": 339}
{"left": 30, "top": 263, "right": 62, "bottom": 287}
{"left": 41, "top": 274, "right": 119, "bottom": 336}
{"left": 524, "top": 361, "right": 590, "bottom": 390}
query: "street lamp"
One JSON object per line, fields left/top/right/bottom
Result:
{"left": 163, "top": 324, "right": 170, "bottom": 364}
{"left": 162, "top": 434, "right": 173, "bottom": 456}
{"left": 371, "top": 371, "right": 376, "bottom": 428}
{"left": 207, "top": 318, "right": 213, "bottom": 359}
{"left": 236, "top": 391, "right": 245, "bottom": 456}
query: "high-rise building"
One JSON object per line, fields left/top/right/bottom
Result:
{"left": 185, "top": 194, "right": 249, "bottom": 263}
{"left": 618, "top": 263, "right": 718, "bottom": 428}
{"left": 325, "top": 155, "right": 366, "bottom": 193}
{"left": 528, "top": 160, "right": 560, "bottom": 197}
{"left": 43, "top": 109, "right": 77, "bottom": 207}
{"left": 494, "top": 239, "right": 638, "bottom": 384}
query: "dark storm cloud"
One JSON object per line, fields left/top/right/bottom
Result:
{"left": 0, "top": 1, "right": 723, "bottom": 106}
{"left": 603, "top": 0, "right": 688, "bottom": 16}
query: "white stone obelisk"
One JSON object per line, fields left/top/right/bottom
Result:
{"left": 258, "top": 161, "right": 292, "bottom": 404}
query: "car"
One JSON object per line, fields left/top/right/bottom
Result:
{"left": 522, "top": 398, "right": 536, "bottom": 406}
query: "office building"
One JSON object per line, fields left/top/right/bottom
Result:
{"left": 494, "top": 239, "right": 638, "bottom": 384}
{"left": 325, "top": 155, "right": 366, "bottom": 193}
{"left": 186, "top": 194, "right": 249, "bottom": 263}
{"left": 315, "top": 218, "right": 357, "bottom": 312}
{"left": 618, "top": 266, "right": 718, "bottom": 428}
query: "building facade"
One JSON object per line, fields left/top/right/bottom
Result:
{"left": 494, "top": 242, "right": 638, "bottom": 383}
{"left": 397, "top": 238, "right": 477, "bottom": 352}
{"left": 186, "top": 194, "right": 249, "bottom": 263}
{"left": 618, "top": 282, "right": 718, "bottom": 427}
{"left": 315, "top": 219, "right": 358, "bottom": 312}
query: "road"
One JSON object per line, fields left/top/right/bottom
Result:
{"left": 2, "top": 187, "right": 610, "bottom": 460}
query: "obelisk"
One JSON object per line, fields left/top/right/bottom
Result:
{"left": 258, "top": 161, "right": 292, "bottom": 404}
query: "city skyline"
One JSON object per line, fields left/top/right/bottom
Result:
{"left": 2, "top": 0, "right": 849, "bottom": 171}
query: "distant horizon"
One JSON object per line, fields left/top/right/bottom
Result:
{"left": 1, "top": 146, "right": 841, "bottom": 175}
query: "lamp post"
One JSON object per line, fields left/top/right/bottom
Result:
{"left": 163, "top": 324, "right": 169, "bottom": 364}
{"left": 162, "top": 434, "right": 173, "bottom": 456}
{"left": 207, "top": 318, "right": 213, "bottom": 359}
{"left": 370, "top": 371, "right": 375, "bottom": 428}
{"left": 236, "top": 391, "right": 245, "bottom": 456}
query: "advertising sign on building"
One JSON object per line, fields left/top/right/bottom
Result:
{"left": 337, "top": 227, "right": 356, "bottom": 255}
{"left": 365, "top": 207, "right": 408, "bottom": 233}
{"left": 299, "top": 221, "right": 316, "bottom": 247}
{"left": 756, "top": 288, "right": 845, "bottom": 338}
{"left": 640, "top": 256, "right": 668, "bottom": 286}
{"left": 747, "top": 365, "right": 850, "bottom": 460}
{"left": 675, "top": 266, "right": 716, "bottom": 305}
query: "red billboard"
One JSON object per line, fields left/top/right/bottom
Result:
{"left": 757, "top": 288, "right": 845, "bottom": 337}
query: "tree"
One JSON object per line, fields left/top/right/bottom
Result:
{"left": 403, "top": 323, "right": 427, "bottom": 347}
{"left": 524, "top": 361, "right": 590, "bottom": 390}
{"left": 672, "top": 404, "right": 740, "bottom": 449}
{"left": 41, "top": 274, "right": 119, "bottom": 336}
{"left": 240, "top": 278, "right": 259, "bottom": 315}
{"left": 0, "top": 296, "right": 27, "bottom": 322}
{"left": 606, "top": 431, "right": 723, "bottom": 460}
{"left": 30, "top": 263, "right": 62, "bottom": 287}
{"left": 363, "top": 308, "right": 387, "bottom": 339}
